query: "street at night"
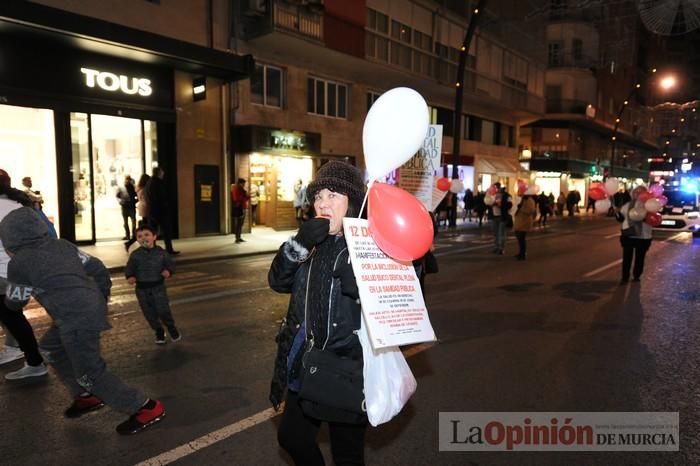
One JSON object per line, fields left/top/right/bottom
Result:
{"left": 1, "top": 217, "right": 698, "bottom": 465}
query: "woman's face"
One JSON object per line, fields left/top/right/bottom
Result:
{"left": 313, "top": 188, "right": 349, "bottom": 235}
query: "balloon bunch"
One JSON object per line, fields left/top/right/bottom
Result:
{"left": 627, "top": 184, "right": 667, "bottom": 227}
{"left": 483, "top": 184, "right": 499, "bottom": 206}
{"left": 362, "top": 88, "right": 433, "bottom": 262}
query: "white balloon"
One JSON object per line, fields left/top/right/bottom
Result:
{"left": 449, "top": 179, "right": 464, "bottom": 193}
{"left": 644, "top": 198, "right": 662, "bottom": 213}
{"left": 628, "top": 207, "right": 646, "bottom": 222}
{"left": 363, "top": 87, "right": 429, "bottom": 181}
{"left": 595, "top": 198, "right": 611, "bottom": 215}
{"left": 605, "top": 178, "right": 619, "bottom": 196}
{"left": 484, "top": 194, "right": 495, "bottom": 206}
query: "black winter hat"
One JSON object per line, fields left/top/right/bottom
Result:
{"left": 306, "top": 161, "right": 365, "bottom": 207}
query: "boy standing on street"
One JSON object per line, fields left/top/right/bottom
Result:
{"left": 0, "top": 207, "right": 165, "bottom": 435}
{"left": 125, "top": 224, "right": 180, "bottom": 344}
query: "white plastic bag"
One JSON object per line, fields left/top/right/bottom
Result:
{"left": 358, "top": 314, "right": 417, "bottom": 427}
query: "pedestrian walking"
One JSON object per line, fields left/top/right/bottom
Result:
{"left": 116, "top": 175, "right": 137, "bottom": 241}
{"left": 566, "top": 190, "right": 579, "bottom": 216}
{"left": 293, "top": 179, "right": 306, "bottom": 228}
{"left": 490, "top": 183, "right": 512, "bottom": 255}
{"left": 0, "top": 207, "right": 165, "bottom": 434}
{"left": 250, "top": 182, "right": 260, "bottom": 226}
{"left": 514, "top": 195, "right": 537, "bottom": 260}
{"left": 463, "top": 188, "right": 474, "bottom": 222}
{"left": 124, "top": 224, "right": 179, "bottom": 345}
{"left": 146, "top": 167, "right": 179, "bottom": 255}
{"left": 537, "top": 192, "right": 551, "bottom": 226}
{"left": 586, "top": 196, "right": 596, "bottom": 213}
{"left": 0, "top": 171, "right": 47, "bottom": 379}
{"left": 231, "top": 178, "right": 250, "bottom": 243}
{"left": 556, "top": 192, "right": 566, "bottom": 216}
{"left": 474, "top": 191, "right": 486, "bottom": 227}
{"left": 268, "top": 161, "right": 367, "bottom": 466}
{"left": 615, "top": 186, "right": 653, "bottom": 284}
{"left": 125, "top": 174, "right": 150, "bottom": 252}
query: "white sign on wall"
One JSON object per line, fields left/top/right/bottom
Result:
{"left": 80, "top": 67, "right": 153, "bottom": 97}
{"left": 343, "top": 217, "right": 436, "bottom": 349}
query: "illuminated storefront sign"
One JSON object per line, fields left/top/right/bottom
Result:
{"left": 80, "top": 67, "right": 153, "bottom": 96}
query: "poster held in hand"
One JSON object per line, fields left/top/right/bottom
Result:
{"left": 343, "top": 217, "right": 436, "bottom": 349}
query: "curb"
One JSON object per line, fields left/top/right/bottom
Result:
{"left": 107, "top": 248, "right": 279, "bottom": 274}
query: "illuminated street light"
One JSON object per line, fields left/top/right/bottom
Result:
{"left": 660, "top": 75, "right": 676, "bottom": 90}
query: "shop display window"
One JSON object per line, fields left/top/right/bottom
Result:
{"left": 0, "top": 104, "right": 59, "bottom": 232}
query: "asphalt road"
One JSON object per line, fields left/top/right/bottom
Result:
{"left": 1, "top": 216, "right": 698, "bottom": 466}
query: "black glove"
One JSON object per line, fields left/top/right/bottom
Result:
{"left": 333, "top": 259, "right": 359, "bottom": 299}
{"left": 294, "top": 217, "right": 330, "bottom": 250}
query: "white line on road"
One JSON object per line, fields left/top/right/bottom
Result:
{"left": 133, "top": 342, "right": 436, "bottom": 466}
{"left": 583, "top": 259, "right": 622, "bottom": 278}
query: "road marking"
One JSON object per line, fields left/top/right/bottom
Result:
{"left": 604, "top": 233, "right": 618, "bottom": 239}
{"left": 133, "top": 342, "right": 436, "bottom": 466}
{"left": 583, "top": 259, "right": 622, "bottom": 278}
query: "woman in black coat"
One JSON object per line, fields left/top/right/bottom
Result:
{"left": 268, "top": 161, "right": 367, "bottom": 466}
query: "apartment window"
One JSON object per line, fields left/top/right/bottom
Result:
{"left": 367, "top": 8, "right": 388, "bottom": 33}
{"left": 434, "top": 42, "right": 449, "bottom": 59}
{"left": 548, "top": 42, "right": 563, "bottom": 66}
{"left": 308, "top": 77, "right": 348, "bottom": 118}
{"left": 367, "top": 91, "right": 381, "bottom": 110}
{"left": 572, "top": 38, "right": 583, "bottom": 60}
{"left": 251, "top": 64, "right": 284, "bottom": 108}
{"left": 436, "top": 107, "right": 454, "bottom": 137}
{"left": 462, "top": 115, "right": 470, "bottom": 139}
{"left": 469, "top": 117, "right": 482, "bottom": 141}
{"left": 391, "top": 20, "right": 412, "bottom": 44}
{"left": 413, "top": 30, "right": 432, "bottom": 51}
{"left": 428, "top": 106, "right": 438, "bottom": 124}
{"left": 482, "top": 120, "right": 496, "bottom": 145}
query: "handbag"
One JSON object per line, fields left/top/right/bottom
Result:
{"left": 299, "top": 348, "right": 365, "bottom": 413}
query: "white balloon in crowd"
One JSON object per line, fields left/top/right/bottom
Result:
{"left": 484, "top": 194, "right": 495, "bottom": 206}
{"left": 628, "top": 207, "right": 647, "bottom": 222}
{"left": 595, "top": 198, "right": 611, "bottom": 215}
{"left": 449, "top": 179, "right": 464, "bottom": 193}
{"left": 363, "top": 87, "right": 429, "bottom": 181}
{"left": 524, "top": 184, "right": 540, "bottom": 195}
{"left": 644, "top": 197, "right": 662, "bottom": 213}
{"left": 604, "top": 178, "right": 619, "bottom": 196}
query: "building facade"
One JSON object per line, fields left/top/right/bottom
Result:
{"left": 0, "top": 1, "right": 252, "bottom": 243}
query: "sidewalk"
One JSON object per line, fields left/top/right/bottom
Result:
{"left": 80, "top": 226, "right": 295, "bottom": 272}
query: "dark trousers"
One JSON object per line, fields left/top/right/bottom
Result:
{"left": 135, "top": 285, "right": 175, "bottom": 331}
{"left": 620, "top": 236, "right": 652, "bottom": 280}
{"left": 121, "top": 206, "right": 136, "bottom": 239}
{"left": 0, "top": 298, "right": 43, "bottom": 366}
{"left": 148, "top": 215, "right": 175, "bottom": 253}
{"left": 278, "top": 391, "right": 367, "bottom": 466}
{"left": 41, "top": 326, "right": 145, "bottom": 414}
{"left": 515, "top": 231, "right": 527, "bottom": 258}
{"left": 233, "top": 213, "right": 245, "bottom": 240}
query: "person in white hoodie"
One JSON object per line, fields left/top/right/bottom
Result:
{"left": 0, "top": 169, "right": 47, "bottom": 379}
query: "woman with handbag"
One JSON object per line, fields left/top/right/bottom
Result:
{"left": 513, "top": 194, "right": 537, "bottom": 260}
{"left": 268, "top": 161, "right": 367, "bottom": 466}
{"left": 615, "top": 186, "right": 653, "bottom": 284}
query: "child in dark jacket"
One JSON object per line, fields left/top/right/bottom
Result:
{"left": 0, "top": 207, "right": 165, "bottom": 435}
{"left": 125, "top": 224, "right": 179, "bottom": 344}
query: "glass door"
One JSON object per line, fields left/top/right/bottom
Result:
{"left": 70, "top": 112, "right": 93, "bottom": 242}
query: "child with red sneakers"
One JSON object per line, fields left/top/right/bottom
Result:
{"left": 124, "top": 224, "right": 180, "bottom": 345}
{"left": 0, "top": 207, "right": 165, "bottom": 435}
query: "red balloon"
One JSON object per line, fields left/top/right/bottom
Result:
{"left": 487, "top": 185, "right": 498, "bottom": 195}
{"left": 588, "top": 187, "right": 608, "bottom": 201}
{"left": 589, "top": 182, "right": 605, "bottom": 192}
{"left": 638, "top": 191, "right": 654, "bottom": 203}
{"left": 645, "top": 212, "right": 662, "bottom": 227}
{"left": 436, "top": 177, "right": 450, "bottom": 192}
{"left": 368, "top": 183, "right": 434, "bottom": 261}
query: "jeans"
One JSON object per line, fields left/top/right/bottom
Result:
{"left": 620, "top": 236, "right": 652, "bottom": 280}
{"left": 492, "top": 217, "right": 506, "bottom": 251}
{"left": 135, "top": 285, "right": 175, "bottom": 331}
{"left": 121, "top": 205, "right": 136, "bottom": 239}
{"left": 40, "top": 326, "right": 145, "bottom": 414}
{"left": 515, "top": 231, "right": 527, "bottom": 257}
{"left": 278, "top": 391, "right": 367, "bottom": 466}
{"left": 0, "top": 299, "right": 43, "bottom": 366}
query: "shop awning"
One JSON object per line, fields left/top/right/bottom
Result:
{"left": 476, "top": 156, "right": 521, "bottom": 176}
{"left": 0, "top": 2, "right": 254, "bottom": 81}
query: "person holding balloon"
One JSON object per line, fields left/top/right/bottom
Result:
{"left": 268, "top": 161, "right": 368, "bottom": 466}
{"left": 615, "top": 185, "right": 653, "bottom": 284}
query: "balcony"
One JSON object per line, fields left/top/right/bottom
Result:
{"left": 545, "top": 99, "right": 589, "bottom": 114}
{"left": 548, "top": 52, "right": 597, "bottom": 69}
{"left": 274, "top": 2, "right": 322, "bottom": 41}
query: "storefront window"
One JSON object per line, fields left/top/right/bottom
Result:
{"left": 0, "top": 104, "right": 59, "bottom": 231}
{"left": 71, "top": 112, "right": 93, "bottom": 241}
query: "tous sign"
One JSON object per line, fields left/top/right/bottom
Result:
{"left": 80, "top": 67, "right": 153, "bottom": 97}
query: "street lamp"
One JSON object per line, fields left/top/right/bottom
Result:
{"left": 609, "top": 70, "right": 676, "bottom": 176}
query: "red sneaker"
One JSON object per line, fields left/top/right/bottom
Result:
{"left": 116, "top": 399, "right": 165, "bottom": 435}
{"left": 64, "top": 394, "right": 105, "bottom": 418}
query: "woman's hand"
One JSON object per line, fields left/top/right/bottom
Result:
{"left": 295, "top": 217, "right": 330, "bottom": 250}
{"left": 333, "top": 259, "right": 359, "bottom": 299}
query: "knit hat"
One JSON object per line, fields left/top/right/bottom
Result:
{"left": 306, "top": 161, "right": 365, "bottom": 207}
{"left": 0, "top": 169, "right": 9, "bottom": 188}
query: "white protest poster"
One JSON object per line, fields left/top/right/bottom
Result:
{"left": 343, "top": 217, "right": 436, "bottom": 349}
{"left": 398, "top": 125, "right": 443, "bottom": 211}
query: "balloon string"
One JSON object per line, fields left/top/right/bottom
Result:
{"left": 359, "top": 189, "right": 369, "bottom": 219}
